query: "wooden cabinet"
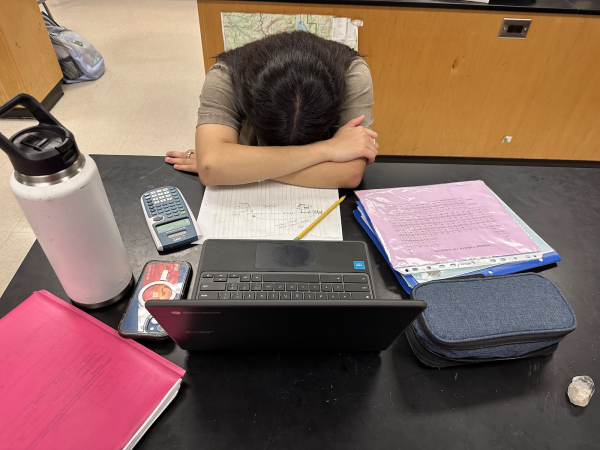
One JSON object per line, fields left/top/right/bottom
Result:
{"left": 0, "top": 0, "right": 63, "bottom": 116}
{"left": 197, "top": 0, "right": 600, "bottom": 161}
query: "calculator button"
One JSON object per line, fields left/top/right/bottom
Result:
{"left": 153, "top": 216, "right": 163, "bottom": 221}
{"left": 180, "top": 211, "right": 186, "bottom": 215}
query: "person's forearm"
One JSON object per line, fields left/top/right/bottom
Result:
{"left": 272, "top": 159, "right": 367, "bottom": 189}
{"left": 197, "top": 140, "right": 329, "bottom": 186}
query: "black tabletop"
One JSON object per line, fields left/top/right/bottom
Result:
{"left": 1, "top": 155, "right": 599, "bottom": 449}
{"left": 238, "top": 0, "right": 600, "bottom": 16}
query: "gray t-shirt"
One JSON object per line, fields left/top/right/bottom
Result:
{"left": 196, "top": 58, "right": 374, "bottom": 145}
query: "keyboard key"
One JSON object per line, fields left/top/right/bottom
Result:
{"left": 280, "top": 292, "right": 291, "bottom": 300}
{"left": 226, "top": 283, "right": 238, "bottom": 291}
{"left": 292, "top": 292, "right": 303, "bottom": 300}
{"left": 200, "top": 282, "right": 225, "bottom": 291}
{"left": 241, "top": 274, "right": 251, "bottom": 282}
{"left": 229, "top": 273, "right": 240, "bottom": 278}
{"left": 243, "top": 292, "right": 255, "bottom": 300}
{"left": 274, "top": 283, "right": 285, "bottom": 291}
{"left": 304, "top": 293, "right": 315, "bottom": 300}
{"left": 251, "top": 274, "right": 262, "bottom": 281}
{"left": 343, "top": 274, "right": 369, "bottom": 283}
{"left": 321, "top": 275, "right": 342, "bottom": 283}
{"left": 309, "top": 283, "right": 320, "bottom": 292}
{"left": 332, "top": 284, "right": 344, "bottom": 292}
{"left": 231, "top": 292, "right": 243, "bottom": 300}
{"left": 197, "top": 292, "right": 219, "bottom": 299}
{"left": 215, "top": 273, "right": 227, "bottom": 279}
{"left": 214, "top": 276, "right": 227, "bottom": 282}
{"left": 218, "top": 291, "right": 230, "bottom": 299}
{"left": 262, "top": 274, "right": 319, "bottom": 282}
{"left": 352, "top": 293, "right": 373, "bottom": 300}
{"left": 328, "top": 293, "right": 340, "bottom": 300}
{"left": 267, "top": 292, "right": 279, "bottom": 300}
{"left": 256, "top": 292, "right": 267, "bottom": 300}
{"left": 239, "top": 283, "right": 250, "bottom": 291}
{"left": 316, "top": 293, "right": 327, "bottom": 300}
{"left": 340, "top": 293, "right": 352, "bottom": 300}
{"left": 321, "top": 283, "right": 332, "bottom": 292}
{"left": 344, "top": 283, "right": 371, "bottom": 292}
{"left": 298, "top": 283, "right": 309, "bottom": 291}
{"left": 262, "top": 283, "right": 273, "bottom": 291}
{"left": 202, "top": 273, "right": 214, "bottom": 278}
{"left": 286, "top": 283, "right": 297, "bottom": 291}
{"left": 251, "top": 283, "right": 262, "bottom": 291}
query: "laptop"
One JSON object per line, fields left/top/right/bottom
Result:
{"left": 146, "top": 240, "right": 426, "bottom": 351}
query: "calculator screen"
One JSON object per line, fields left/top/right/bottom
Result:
{"left": 156, "top": 218, "right": 191, "bottom": 233}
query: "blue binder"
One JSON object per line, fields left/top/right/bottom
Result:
{"left": 354, "top": 204, "right": 561, "bottom": 295}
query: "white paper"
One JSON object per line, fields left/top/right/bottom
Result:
{"left": 197, "top": 181, "right": 343, "bottom": 243}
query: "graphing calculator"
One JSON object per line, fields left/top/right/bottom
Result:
{"left": 141, "top": 186, "right": 201, "bottom": 251}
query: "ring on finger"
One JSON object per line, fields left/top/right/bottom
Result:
{"left": 186, "top": 150, "right": 194, "bottom": 159}
{"left": 373, "top": 139, "right": 376, "bottom": 146}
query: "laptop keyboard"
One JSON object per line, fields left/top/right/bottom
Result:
{"left": 195, "top": 272, "right": 374, "bottom": 300}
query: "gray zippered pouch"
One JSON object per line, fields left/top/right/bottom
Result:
{"left": 407, "top": 273, "right": 577, "bottom": 368}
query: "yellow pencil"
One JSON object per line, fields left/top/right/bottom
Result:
{"left": 294, "top": 196, "right": 346, "bottom": 240}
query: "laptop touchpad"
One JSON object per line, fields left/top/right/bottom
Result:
{"left": 255, "top": 243, "right": 317, "bottom": 269}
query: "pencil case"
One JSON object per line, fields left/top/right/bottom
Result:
{"left": 406, "top": 273, "right": 577, "bottom": 368}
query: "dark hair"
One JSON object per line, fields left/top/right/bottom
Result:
{"left": 216, "top": 31, "right": 360, "bottom": 146}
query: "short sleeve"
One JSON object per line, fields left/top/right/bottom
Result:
{"left": 335, "top": 59, "right": 374, "bottom": 130}
{"left": 196, "top": 63, "right": 242, "bottom": 132}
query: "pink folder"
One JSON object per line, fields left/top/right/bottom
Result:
{"left": 0, "top": 290, "right": 185, "bottom": 450}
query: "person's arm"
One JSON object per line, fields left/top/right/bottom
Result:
{"left": 192, "top": 116, "right": 377, "bottom": 186}
{"left": 271, "top": 159, "right": 367, "bottom": 189}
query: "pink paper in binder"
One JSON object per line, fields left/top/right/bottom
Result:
{"left": 0, "top": 290, "right": 185, "bottom": 450}
{"left": 356, "top": 180, "right": 540, "bottom": 269}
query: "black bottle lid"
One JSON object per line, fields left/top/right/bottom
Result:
{"left": 0, "top": 94, "right": 81, "bottom": 177}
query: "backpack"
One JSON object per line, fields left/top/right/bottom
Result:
{"left": 42, "top": 13, "right": 105, "bottom": 83}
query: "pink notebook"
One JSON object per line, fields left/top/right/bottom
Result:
{"left": 0, "top": 290, "right": 185, "bottom": 450}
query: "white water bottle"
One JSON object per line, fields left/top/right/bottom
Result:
{"left": 0, "top": 94, "right": 133, "bottom": 308}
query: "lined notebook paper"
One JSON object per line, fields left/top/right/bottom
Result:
{"left": 198, "top": 180, "right": 343, "bottom": 243}
{"left": 0, "top": 290, "right": 185, "bottom": 450}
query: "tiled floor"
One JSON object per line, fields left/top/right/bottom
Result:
{"left": 0, "top": 0, "right": 205, "bottom": 295}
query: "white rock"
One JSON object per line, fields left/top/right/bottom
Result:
{"left": 567, "top": 376, "right": 595, "bottom": 407}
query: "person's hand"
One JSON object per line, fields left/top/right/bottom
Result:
{"left": 165, "top": 150, "right": 198, "bottom": 173}
{"left": 325, "top": 116, "right": 379, "bottom": 165}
